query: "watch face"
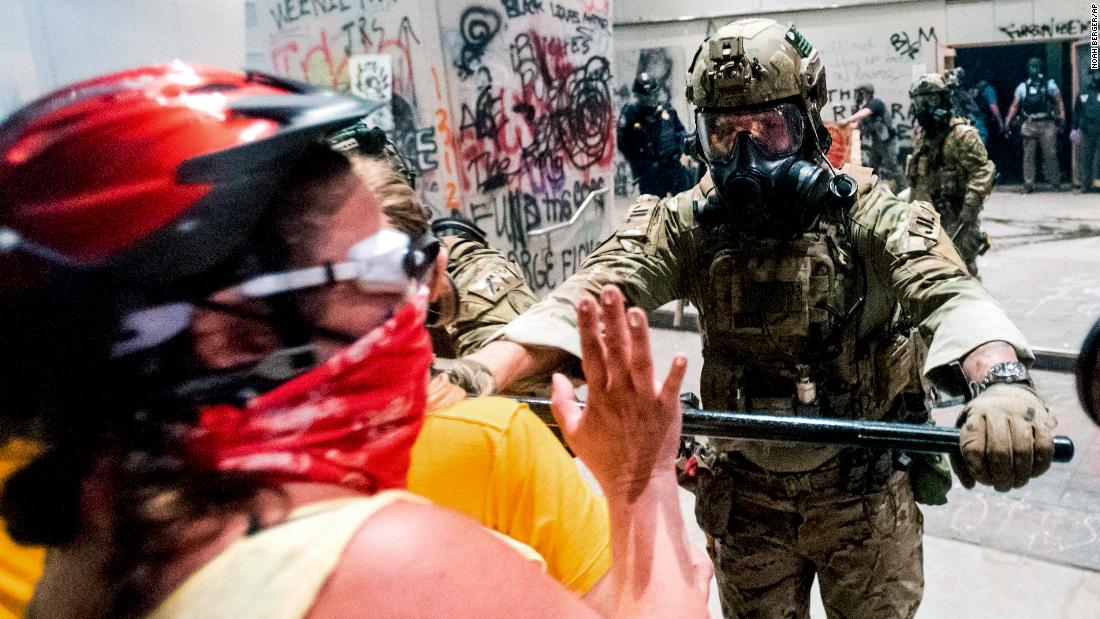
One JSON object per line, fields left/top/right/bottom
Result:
{"left": 988, "top": 362, "right": 1029, "bottom": 383}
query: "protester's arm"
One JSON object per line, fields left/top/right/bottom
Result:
{"left": 984, "top": 86, "right": 1004, "bottom": 132}
{"left": 549, "top": 286, "right": 709, "bottom": 616}
{"left": 1003, "top": 96, "right": 1021, "bottom": 129}
{"left": 839, "top": 106, "right": 872, "bottom": 127}
{"left": 321, "top": 286, "right": 709, "bottom": 618}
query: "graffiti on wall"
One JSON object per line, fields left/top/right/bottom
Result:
{"left": 801, "top": 22, "right": 940, "bottom": 156}
{"left": 249, "top": 0, "right": 456, "bottom": 214}
{"left": 999, "top": 18, "right": 1092, "bottom": 41}
{"left": 440, "top": 0, "right": 615, "bottom": 293}
{"left": 612, "top": 46, "right": 688, "bottom": 197}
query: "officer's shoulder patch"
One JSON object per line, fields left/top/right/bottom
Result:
{"left": 907, "top": 200, "right": 940, "bottom": 241}
{"left": 465, "top": 267, "right": 522, "bottom": 303}
{"left": 617, "top": 194, "right": 661, "bottom": 239}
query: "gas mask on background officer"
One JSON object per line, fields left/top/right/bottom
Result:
{"left": 911, "top": 74, "right": 953, "bottom": 133}
{"left": 687, "top": 21, "right": 855, "bottom": 238}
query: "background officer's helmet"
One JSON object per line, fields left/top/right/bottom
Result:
{"left": 909, "top": 73, "right": 949, "bottom": 99}
{"left": 909, "top": 73, "right": 953, "bottom": 124}
{"left": 633, "top": 72, "right": 659, "bottom": 97}
{"left": 686, "top": 18, "right": 831, "bottom": 155}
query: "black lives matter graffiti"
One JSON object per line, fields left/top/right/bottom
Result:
{"left": 441, "top": 0, "right": 614, "bottom": 293}
{"left": 889, "top": 26, "right": 937, "bottom": 60}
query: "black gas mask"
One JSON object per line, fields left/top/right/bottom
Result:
{"left": 912, "top": 93, "right": 951, "bottom": 131}
{"left": 693, "top": 102, "right": 854, "bottom": 237}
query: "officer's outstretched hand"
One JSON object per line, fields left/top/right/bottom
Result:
{"left": 551, "top": 285, "right": 688, "bottom": 501}
{"left": 952, "top": 384, "right": 1056, "bottom": 491}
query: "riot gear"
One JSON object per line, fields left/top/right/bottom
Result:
{"left": 633, "top": 72, "right": 658, "bottom": 97}
{"left": 910, "top": 73, "right": 953, "bottom": 130}
{"left": 686, "top": 19, "right": 851, "bottom": 236}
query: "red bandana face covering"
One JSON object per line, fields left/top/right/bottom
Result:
{"left": 190, "top": 289, "right": 432, "bottom": 493}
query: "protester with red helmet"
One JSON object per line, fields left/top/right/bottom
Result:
{"left": 0, "top": 63, "right": 709, "bottom": 617}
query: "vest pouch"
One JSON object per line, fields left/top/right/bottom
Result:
{"left": 858, "top": 332, "right": 916, "bottom": 421}
{"left": 908, "top": 452, "right": 952, "bottom": 505}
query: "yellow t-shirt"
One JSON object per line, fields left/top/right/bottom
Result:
{"left": 0, "top": 439, "right": 45, "bottom": 619}
{"left": 409, "top": 397, "right": 611, "bottom": 593}
{"left": 4, "top": 397, "right": 611, "bottom": 612}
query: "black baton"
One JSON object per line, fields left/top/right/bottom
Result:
{"left": 516, "top": 397, "right": 1075, "bottom": 463}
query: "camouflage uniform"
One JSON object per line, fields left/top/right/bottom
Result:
{"left": 429, "top": 234, "right": 538, "bottom": 359}
{"left": 907, "top": 118, "right": 994, "bottom": 276}
{"left": 497, "top": 162, "right": 1030, "bottom": 616}
{"left": 907, "top": 74, "right": 995, "bottom": 278}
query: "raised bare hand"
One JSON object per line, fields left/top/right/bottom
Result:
{"left": 550, "top": 285, "right": 687, "bottom": 501}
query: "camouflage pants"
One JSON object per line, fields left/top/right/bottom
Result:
{"left": 696, "top": 458, "right": 924, "bottom": 619}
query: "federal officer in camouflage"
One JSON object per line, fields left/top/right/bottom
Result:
{"left": 463, "top": 18, "right": 1057, "bottom": 618}
{"left": 906, "top": 73, "right": 995, "bottom": 278}
{"left": 427, "top": 215, "right": 538, "bottom": 359}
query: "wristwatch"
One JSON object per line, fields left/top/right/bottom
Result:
{"left": 970, "top": 361, "right": 1033, "bottom": 398}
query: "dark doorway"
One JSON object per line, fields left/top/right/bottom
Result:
{"left": 956, "top": 41, "right": 1075, "bottom": 186}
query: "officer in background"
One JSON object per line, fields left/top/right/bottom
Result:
{"left": 617, "top": 72, "right": 693, "bottom": 197}
{"left": 839, "top": 83, "right": 901, "bottom": 190}
{"left": 907, "top": 73, "right": 995, "bottom": 278}
{"left": 945, "top": 68, "right": 988, "bottom": 144}
{"left": 1004, "top": 57, "right": 1066, "bottom": 193}
{"left": 458, "top": 18, "right": 1056, "bottom": 618}
{"left": 967, "top": 65, "right": 1005, "bottom": 145}
{"left": 1071, "top": 73, "right": 1100, "bottom": 193}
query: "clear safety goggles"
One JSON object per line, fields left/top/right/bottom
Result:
{"left": 697, "top": 102, "right": 805, "bottom": 161}
{"left": 239, "top": 229, "right": 440, "bottom": 301}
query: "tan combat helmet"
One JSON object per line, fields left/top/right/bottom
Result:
{"left": 909, "top": 73, "right": 949, "bottom": 99}
{"left": 687, "top": 18, "right": 831, "bottom": 151}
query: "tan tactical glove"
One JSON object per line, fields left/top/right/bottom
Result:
{"left": 952, "top": 383, "right": 1056, "bottom": 492}
{"left": 432, "top": 356, "right": 496, "bottom": 397}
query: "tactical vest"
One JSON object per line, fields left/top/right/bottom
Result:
{"left": 691, "top": 207, "right": 925, "bottom": 472}
{"left": 1079, "top": 92, "right": 1100, "bottom": 129}
{"left": 1021, "top": 78, "right": 1055, "bottom": 118}
{"left": 906, "top": 117, "right": 970, "bottom": 219}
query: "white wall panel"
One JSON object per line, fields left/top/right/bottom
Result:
{"left": 0, "top": 0, "right": 40, "bottom": 119}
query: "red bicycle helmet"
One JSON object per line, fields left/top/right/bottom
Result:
{"left": 0, "top": 62, "right": 374, "bottom": 289}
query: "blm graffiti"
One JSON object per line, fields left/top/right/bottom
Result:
{"left": 440, "top": 0, "right": 615, "bottom": 294}
{"left": 612, "top": 46, "right": 688, "bottom": 197}
{"left": 799, "top": 18, "right": 941, "bottom": 158}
